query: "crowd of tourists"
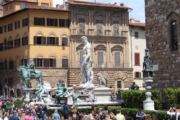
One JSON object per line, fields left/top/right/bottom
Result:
{"left": 0, "top": 99, "right": 146, "bottom": 120}
{"left": 167, "top": 107, "right": 180, "bottom": 120}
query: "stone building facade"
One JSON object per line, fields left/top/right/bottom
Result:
{"left": 0, "top": 0, "right": 70, "bottom": 97}
{"left": 129, "top": 18, "right": 146, "bottom": 88}
{"left": 67, "top": 0, "right": 133, "bottom": 90}
{"left": 145, "top": 0, "right": 180, "bottom": 90}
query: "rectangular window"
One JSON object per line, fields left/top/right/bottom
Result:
{"left": 20, "top": 3, "right": 26, "bottom": 9}
{"left": 22, "top": 18, "right": 28, "bottom": 27}
{"left": 62, "top": 59, "right": 68, "bottom": 67}
{"left": 0, "top": 62, "right": 3, "bottom": 70}
{"left": 5, "top": 6, "right": 8, "bottom": 11}
{"left": 114, "top": 52, "right": 120, "bottom": 68}
{"left": 9, "top": 61, "right": 14, "bottom": 69}
{"left": 34, "top": 18, "right": 45, "bottom": 26}
{"left": 8, "top": 41, "right": 13, "bottom": 49}
{"left": 47, "top": 18, "right": 58, "bottom": 26}
{"left": 34, "top": 36, "right": 46, "bottom": 45}
{"left": 135, "top": 53, "right": 140, "bottom": 65}
{"left": 44, "top": 58, "right": 56, "bottom": 67}
{"left": 135, "top": 72, "right": 141, "bottom": 79}
{"left": 117, "top": 81, "right": 122, "bottom": 88}
{"left": 98, "top": 52, "right": 103, "bottom": 68}
{"left": 15, "top": 39, "right": 20, "bottom": 48}
{"left": 21, "top": 59, "right": 27, "bottom": 66}
{"left": 47, "top": 37, "right": 59, "bottom": 45}
{"left": 9, "top": 4, "right": 13, "bottom": 9}
{"left": 59, "top": 19, "right": 70, "bottom": 27}
{"left": 41, "top": 3, "right": 48, "bottom": 6}
{"left": 79, "top": 18, "right": 85, "bottom": 35}
{"left": 4, "top": 25, "right": 6, "bottom": 33}
{"left": 96, "top": 20, "right": 103, "bottom": 36}
{"left": 62, "top": 38, "right": 68, "bottom": 46}
{"left": 8, "top": 23, "right": 13, "bottom": 31}
{"left": 36, "top": 59, "right": 43, "bottom": 67}
{"left": 135, "top": 32, "right": 139, "bottom": 39}
{"left": 4, "top": 60, "right": 7, "bottom": 70}
{"left": 0, "top": 43, "right": 3, "bottom": 51}
{"left": 0, "top": 26, "right": 3, "bottom": 34}
{"left": 113, "top": 21, "right": 119, "bottom": 36}
{"left": 22, "top": 37, "right": 28, "bottom": 46}
{"left": 15, "top": 21, "right": 20, "bottom": 29}
{"left": 8, "top": 78, "right": 13, "bottom": 87}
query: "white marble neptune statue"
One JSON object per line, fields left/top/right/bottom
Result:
{"left": 80, "top": 36, "right": 94, "bottom": 87}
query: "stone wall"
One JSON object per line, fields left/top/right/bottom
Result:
{"left": 145, "top": 0, "right": 180, "bottom": 90}
{"left": 68, "top": 68, "right": 133, "bottom": 91}
{"left": 0, "top": 68, "right": 68, "bottom": 97}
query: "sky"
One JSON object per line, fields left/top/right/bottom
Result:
{"left": 53, "top": 0, "right": 145, "bottom": 23}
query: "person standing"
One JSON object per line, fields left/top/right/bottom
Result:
{"left": 25, "top": 110, "right": 33, "bottom": 120}
{"left": 12, "top": 110, "right": 19, "bottom": 120}
{"left": 116, "top": 110, "right": 125, "bottom": 120}
{"left": 63, "top": 102, "right": 69, "bottom": 119}
{"left": 42, "top": 104, "right": 47, "bottom": 120}
{"left": 52, "top": 110, "right": 60, "bottom": 120}
{"left": 31, "top": 109, "right": 38, "bottom": 120}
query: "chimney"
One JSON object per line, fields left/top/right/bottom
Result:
{"left": 114, "top": 2, "right": 117, "bottom": 5}
{"left": 120, "top": 2, "right": 124, "bottom": 6}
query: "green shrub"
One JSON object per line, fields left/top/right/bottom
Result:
{"left": 164, "top": 88, "right": 178, "bottom": 107}
{"left": 121, "top": 90, "right": 162, "bottom": 109}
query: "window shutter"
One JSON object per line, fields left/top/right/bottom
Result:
{"left": 42, "top": 18, "right": 45, "bottom": 25}
{"left": 18, "top": 21, "right": 20, "bottom": 28}
{"left": 67, "top": 19, "right": 70, "bottom": 27}
{"left": 139, "top": 72, "right": 141, "bottom": 78}
{"left": 56, "top": 37, "right": 59, "bottom": 45}
{"left": 98, "top": 52, "right": 103, "bottom": 67}
{"left": 47, "top": 37, "right": 50, "bottom": 45}
{"left": 34, "top": 58, "right": 37, "bottom": 67}
{"left": 43, "top": 36, "right": 46, "bottom": 45}
{"left": 21, "top": 59, "right": 23, "bottom": 65}
{"left": 53, "top": 59, "right": 56, "bottom": 67}
{"left": 47, "top": 18, "right": 50, "bottom": 26}
{"left": 135, "top": 53, "right": 140, "bottom": 65}
{"left": 44, "top": 59, "right": 48, "bottom": 67}
{"left": 34, "top": 36, "right": 37, "bottom": 45}
{"left": 115, "top": 52, "right": 120, "bottom": 68}
{"left": 55, "top": 19, "right": 58, "bottom": 26}
{"left": 13, "top": 60, "right": 16, "bottom": 69}
{"left": 34, "top": 17, "right": 37, "bottom": 25}
{"left": 62, "top": 59, "right": 68, "bottom": 67}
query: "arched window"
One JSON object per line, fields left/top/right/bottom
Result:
{"left": 171, "top": 20, "right": 178, "bottom": 51}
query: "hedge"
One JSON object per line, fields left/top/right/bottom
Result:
{"left": 121, "top": 90, "right": 162, "bottom": 110}
{"left": 46, "top": 107, "right": 169, "bottom": 120}
{"left": 164, "top": 88, "right": 180, "bottom": 108}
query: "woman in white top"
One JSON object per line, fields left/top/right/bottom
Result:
{"left": 4, "top": 112, "right": 9, "bottom": 120}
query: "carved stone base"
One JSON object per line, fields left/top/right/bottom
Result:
{"left": 143, "top": 100, "right": 154, "bottom": 110}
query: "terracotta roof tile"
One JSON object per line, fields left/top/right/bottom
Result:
{"left": 129, "top": 22, "right": 145, "bottom": 27}
{"left": 67, "top": 0, "right": 131, "bottom": 9}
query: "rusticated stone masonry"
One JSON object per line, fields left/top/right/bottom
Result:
{"left": 145, "top": 0, "right": 180, "bottom": 90}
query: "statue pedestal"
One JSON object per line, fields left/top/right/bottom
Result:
{"left": 67, "top": 86, "right": 123, "bottom": 106}
{"left": 143, "top": 76, "right": 154, "bottom": 110}
{"left": 24, "top": 89, "right": 31, "bottom": 102}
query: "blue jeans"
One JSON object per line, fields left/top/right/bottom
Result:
{"left": 42, "top": 114, "right": 46, "bottom": 120}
